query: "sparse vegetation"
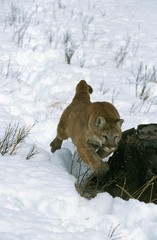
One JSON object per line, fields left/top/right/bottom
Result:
{"left": 2, "top": 57, "right": 22, "bottom": 82}
{"left": 128, "top": 63, "right": 157, "bottom": 114}
{"left": 63, "top": 31, "right": 78, "bottom": 64}
{"left": 3, "top": 4, "right": 35, "bottom": 48}
{"left": 77, "top": 50, "right": 86, "bottom": 67}
{"left": 116, "top": 175, "right": 157, "bottom": 203}
{"left": 26, "top": 144, "right": 40, "bottom": 160}
{"left": 130, "top": 63, "right": 156, "bottom": 99}
{"left": 111, "top": 89, "right": 120, "bottom": 104}
{"left": 12, "top": 10, "right": 35, "bottom": 48}
{"left": 98, "top": 81, "right": 109, "bottom": 95}
{"left": 57, "top": 0, "right": 66, "bottom": 9}
{"left": 114, "top": 37, "right": 130, "bottom": 68}
{"left": 108, "top": 224, "right": 123, "bottom": 240}
{"left": 0, "top": 122, "right": 34, "bottom": 156}
{"left": 71, "top": 151, "right": 91, "bottom": 188}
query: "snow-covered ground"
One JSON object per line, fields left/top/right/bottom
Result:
{"left": 0, "top": 0, "right": 157, "bottom": 239}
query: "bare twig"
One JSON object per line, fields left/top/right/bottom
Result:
{"left": 63, "top": 31, "right": 78, "bottom": 64}
{"left": 0, "top": 122, "right": 35, "bottom": 156}
{"left": 114, "top": 37, "right": 130, "bottom": 68}
{"left": 108, "top": 223, "right": 123, "bottom": 240}
{"left": 26, "top": 144, "right": 40, "bottom": 160}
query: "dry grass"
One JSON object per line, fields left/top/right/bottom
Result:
{"left": 75, "top": 168, "right": 157, "bottom": 203}
{"left": 0, "top": 122, "right": 35, "bottom": 156}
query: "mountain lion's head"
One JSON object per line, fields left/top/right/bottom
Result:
{"left": 87, "top": 103, "right": 124, "bottom": 156}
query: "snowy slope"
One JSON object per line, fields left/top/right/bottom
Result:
{"left": 0, "top": 0, "right": 157, "bottom": 239}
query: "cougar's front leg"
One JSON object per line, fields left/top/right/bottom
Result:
{"left": 77, "top": 143, "right": 109, "bottom": 175}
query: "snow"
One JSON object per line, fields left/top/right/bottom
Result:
{"left": 0, "top": 0, "right": 157, "bottom": 239}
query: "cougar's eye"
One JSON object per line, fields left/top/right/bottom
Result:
{"left": 102, "top": 135, "right": 108, "bottom": 140}
{"left": 114, "top": 136, "right": 119, "bottom": 141}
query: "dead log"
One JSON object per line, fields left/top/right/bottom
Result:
{"left": 77, "top": 124, "right": 157, "bottom": 203}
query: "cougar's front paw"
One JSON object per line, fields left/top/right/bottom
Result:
{"left": 91, "top": 160, "right": 109, "bottom": 176}
{"left": 50, "top": 138, "right": 62, "bottom": 153}
{"left": 95, "top": 161, "right": 109, "bottom": 177}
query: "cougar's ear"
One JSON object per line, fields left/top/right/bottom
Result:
{"left": 95, "top": 116, "right": 106, "bottom": 129}
{"left": 115, "top": 119, "right": 124, "bottom": 127}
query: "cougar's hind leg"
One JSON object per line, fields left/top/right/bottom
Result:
{"left": 50, "top": 137, "right": 62, "bottom": 153}
{"left": 50, "top": 120, "right": 68, "bottom": 153}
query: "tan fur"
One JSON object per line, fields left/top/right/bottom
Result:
{"left": 50, "top": 80, "right": 124, "bottom": 174}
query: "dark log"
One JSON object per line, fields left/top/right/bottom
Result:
{"left": 77, "top": 124, "right": 157, "bottom": 203}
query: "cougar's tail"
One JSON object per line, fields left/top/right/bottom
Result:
{"left": 76, "top": 80, "right": 93, "bottom": 94}
{"left": 72, "top": 80, "right": 93, "bottom": 103}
